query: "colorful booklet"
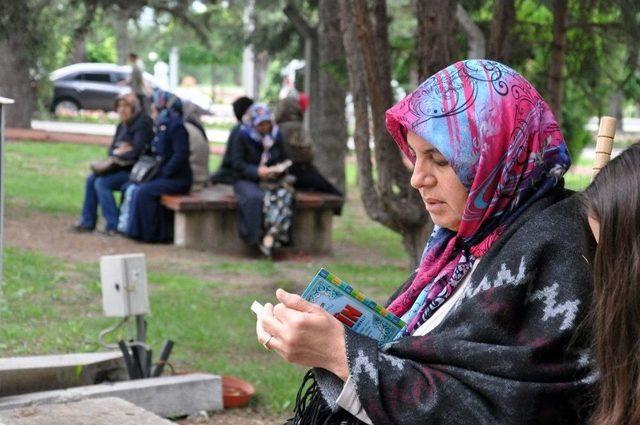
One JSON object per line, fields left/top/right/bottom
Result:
{"left": 301, "top": 268, "right": 405, "bottom": 345}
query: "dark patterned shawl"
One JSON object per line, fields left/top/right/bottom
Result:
{"left": 291, "top": 188, "right": 595, "bottom": 424}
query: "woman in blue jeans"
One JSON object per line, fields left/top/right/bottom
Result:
{"left": 73, "top": 93, "right": 153, "bottom": 234}
{"left": 121, "top": 91, "right": 192, "bottom": 243}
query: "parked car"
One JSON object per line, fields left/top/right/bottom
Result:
{"left": 50, "top": 63, "right": 212, "bottom": 116}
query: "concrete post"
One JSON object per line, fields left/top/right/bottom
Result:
{"left": 0, "top": 97, "right": 14, "bottom": 293}
{"left": 242, "top": 0, "right": 256, "bottom": 98}
{"left": 169, "top": 47, "right": 179, "bottom": 91}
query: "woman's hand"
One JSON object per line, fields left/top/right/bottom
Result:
{"left": 256, "top": 289, "right": 349, "bottom": 381}
{"left": 113, "top": 143, "right": 133, "bottom": 156}
{"left": 257, "top": 165, "right": 272, "bottom": 180}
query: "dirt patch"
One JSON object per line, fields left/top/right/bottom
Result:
{"left": 6, "top": 206, "right": 233, "bottom": 265}
{"left": 5, "top": 203, "right": 400, "bottom": 270}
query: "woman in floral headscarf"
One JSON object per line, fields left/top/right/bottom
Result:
{"left": 256, "top": 60, "right": 595, "bottom": 424}
{"left": 230, "top": 103, "right": 291, "bottom": 256}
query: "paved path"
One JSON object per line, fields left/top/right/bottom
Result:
{"left": 31, "top": 120, "right": 230, "bottom": 143}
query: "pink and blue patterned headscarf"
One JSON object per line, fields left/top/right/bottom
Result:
{"left": 385, "top": 60, "right": 570, "bottom": 334}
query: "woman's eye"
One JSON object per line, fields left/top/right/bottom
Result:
{"left": 433, "top": 157, "right": 448, "bottom": 167}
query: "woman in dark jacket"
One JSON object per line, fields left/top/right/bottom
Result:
{"left": 124, "top": 91, "right": 192, "bottom": 243}
{"left": 73, "top": 93, "right": 153, "bottom": 234}
{"left": 210, "top": 96, "right": 254, "bottom": 185}
{"left": 256, "top": 60, "right": 595, "bottom": 424}
{"left": 231, "top": 103, "right": 289, "bottom": 253}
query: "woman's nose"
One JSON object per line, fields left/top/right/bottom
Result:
{"left": 411, "top": 163, "right": 436, "bottom": 190}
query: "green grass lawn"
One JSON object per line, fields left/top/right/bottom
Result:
{"left": 1, "top": 140, "right": 593, "bottom": 412}
{"left": 1, "top": 140, "right": 408, "bottom": 413}
{"left": 3, "top": 142, "right": 223, "bottom": 215}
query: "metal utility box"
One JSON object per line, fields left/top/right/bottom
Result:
{"left": 100, "top": 254, "right": 150, "bottom": 317}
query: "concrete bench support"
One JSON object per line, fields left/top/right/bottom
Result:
{"left": 163, "top": 185, "right": 343, "bottom": 255}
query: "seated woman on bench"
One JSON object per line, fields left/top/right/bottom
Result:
{"left": 231, "top": 103, "right": 291, "bottom": 256}
{"left": 122, "top": 91, "right": 192, "bottom": 243}
{"left": 256, "top": 60, "right": 595, "bottom": 424}
{"left": 72, "top": 93, "right": 153, "bottom": 235}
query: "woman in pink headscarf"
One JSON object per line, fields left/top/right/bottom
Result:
{"left": 256, "top": 60, "right": 595, "bottom": 424}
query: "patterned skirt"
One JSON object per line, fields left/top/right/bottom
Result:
{"left": 261, "top": 179, "right": 295, "bottom": 256}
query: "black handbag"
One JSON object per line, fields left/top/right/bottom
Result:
{"left": 130, "top": 155, "right": 162, "bottom": 183}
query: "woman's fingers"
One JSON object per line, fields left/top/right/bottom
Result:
{"left": 260, "top": 303, "right": 286, "bottom": 341}
{"left": 256, "top": 303, "right": 288, "bottom": 353}
{"left": 276, "top": 288, "right": 321, "bottom": 313}
{"left": 272, "top": 302, "right": 302, "bottom": 324}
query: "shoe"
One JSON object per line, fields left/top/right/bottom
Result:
{"left": 70, "top": 223, "right": 94, "bottom": 233}
{"left": 259, "top": 234, "right": 274, "bottom": 257}
{"left": 98, "top": 228, "right": 118, "bottom": 237}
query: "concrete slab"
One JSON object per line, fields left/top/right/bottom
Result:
{"left": 0, "top": 373, "right": 222, "bottom": 419}
{"left": 0, "top": 397, "right": 172, "bottom": 425}
{"left": 0, "top": 352, "right": 127, "bottom": 396}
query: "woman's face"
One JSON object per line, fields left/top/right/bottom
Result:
{"left": 256, "top": 120, "right": 272, "bottom": 135}
{"left": 117, "top": 103, "right": 134, "bottom": 123}
{"left": 407, "top": 131, "right": 468, "bottom": 232}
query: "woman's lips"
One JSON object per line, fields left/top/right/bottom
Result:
{"left": 423, "top": 198, "right": 447, "bottom": 214}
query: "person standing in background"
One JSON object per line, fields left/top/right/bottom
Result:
{"left": 122, "top": 52, "right": 148, "bottom": 113}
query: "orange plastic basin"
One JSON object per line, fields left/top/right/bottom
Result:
{"left": 223, "top": 375, "right": 255, "bottom": 408}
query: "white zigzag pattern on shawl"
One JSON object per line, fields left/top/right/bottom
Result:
{"left": 575, "top": 348, "right": 599, "bottom": 385}
{"left": 527, "top": 282, "right": 580, "bottom": 331}
{"left": 352, "top": 349, "right": 378, "bottom": 385}
{"left": 454, "top": 256, "right": 527, "bottom": 310}
{"left": 577, "top": 349, "right": 591, "bottom": 367}
{"left": 380, "top": 353, "right": 405, "bottom": 371}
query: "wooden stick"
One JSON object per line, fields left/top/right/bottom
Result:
{"left": 592, "top": 116, "right": 617, "bottom": 178}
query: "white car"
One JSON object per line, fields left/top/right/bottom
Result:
{"left": 50, "top": 63, "right": 213, "bottom": 115}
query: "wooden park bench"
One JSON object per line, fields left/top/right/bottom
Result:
{"left": 161, "top": 185, "right": 344, "bottom": 255}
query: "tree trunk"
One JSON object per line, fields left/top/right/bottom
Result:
{"left": 340, "top": 0, "right": 380, "bottom": 219}
{"left": 341, "top": 0, "right": 431, "bottom": 269}
{"left": 115, "top": 9, "right": 130, "bottom": 65}
{"left": 0, "top": 39, "right": 34, "bottom": 128}
{"left": 254, "top": 50, "right": 270, "bottom": 98}
{"left": 314, "top": 0, "right": 348, "bottom": 194}
{"left": 456, "top": 3, "right": 486, "bottom": 59}
{"left": 488, "top": 0, "right": 515, "bottom": 63}
{"left": 72, "top": 36, "right": 87, "bottom": 63}
{"left": 69, "top": 3, "right": 97, "bottom": 65}
{"left": 414, "top": 0, "right": 457, "bottom": 82}
{"left": 547, "top": 0, "right": 569, "bottom": 125}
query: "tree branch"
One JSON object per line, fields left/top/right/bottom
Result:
{"left": 154, "top": 3, "right": 213, "bottom": 49}
{"left": 283, "top": 4, "right": 316, "bottom": 39}
{"left": 72, "top": 2, "right": 99, "bottom": 39}
{"left": 456, "top": 3, "right": 485, "bottom": 59}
